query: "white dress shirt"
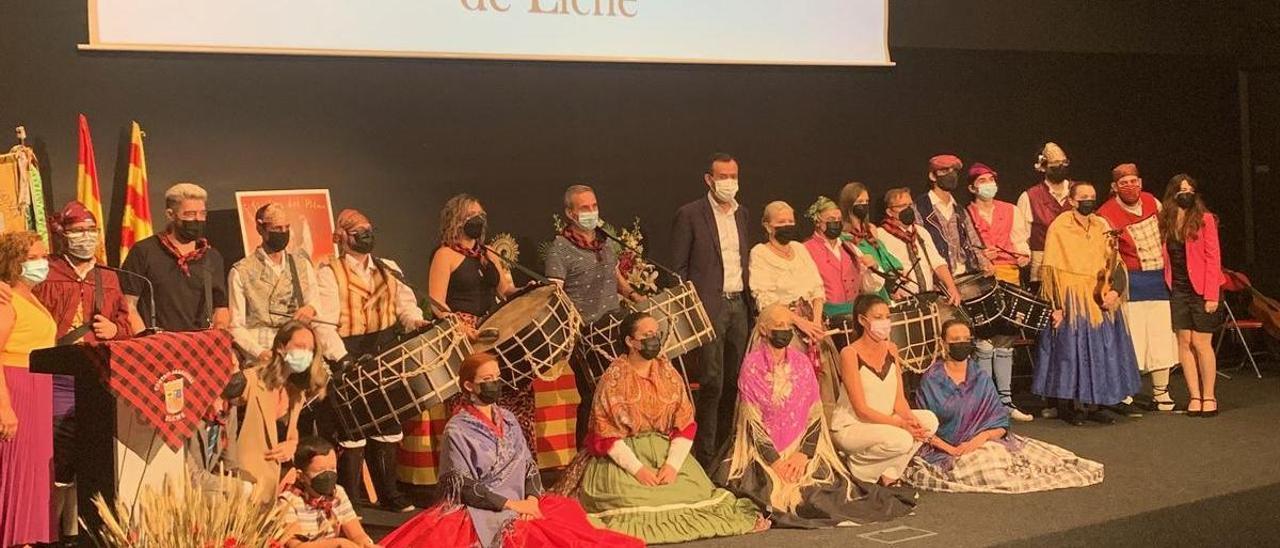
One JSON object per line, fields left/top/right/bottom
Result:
{"left": 874, "top": 225, "right": 948, "bottom": 293}
{"left": 708, "top": 193, "right": 744, "bottom": 293}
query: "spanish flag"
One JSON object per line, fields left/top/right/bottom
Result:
{"left": 75, "top": 115, "right": 108, "bottom": 263}
{"left": 118, "top": 121, "right": 153, "bottom": 264}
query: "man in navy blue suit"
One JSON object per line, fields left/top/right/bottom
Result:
{"left": 672, "top": 152, "right": 753, "bottom": 465}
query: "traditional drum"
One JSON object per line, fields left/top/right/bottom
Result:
{"left": 998, "top": 282, "right": 1053, "bottom": 332}
{"left": 573, "top": 281, "right": 716, "bottom": 386}
{"left": 329, "top": 315, "right": 472, "bottom": 439}
{"left": 888, "top": 296, "right": 943, "bottom": 374}
{"left": 475, "top": 283, "right": 582, "bottom": 389}
{"left": 954, "top": 273, "right": 1004, "bottom": 327}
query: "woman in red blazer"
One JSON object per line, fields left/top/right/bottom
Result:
{"left": 1160, "top": 174, "right": 1225, "bottom": 418}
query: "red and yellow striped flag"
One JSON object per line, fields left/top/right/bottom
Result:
{"left": 119, "top": 121, "right": 153, "bottom": 264}
{"left": 75, "top": 114, "right": 108, "bottom": 263}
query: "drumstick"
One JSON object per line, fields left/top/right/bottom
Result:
{"left": 270, "top": 311, "right": 339, "bottom": 327}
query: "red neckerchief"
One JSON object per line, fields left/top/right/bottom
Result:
{"left": 880, "top": 218, "right": 920, "bottom": 256}
{"left": 462, "top": 403, "right": 504, "bottom": 437}
{"left": 449, "top": 241, "right": 488, "bottom": 266}
{"left": 847, "top": 222, "right": 876, "bottom": 247}
{"left": 288, "top": 484, "right": 336, "bottom": 520}
{"left": 159, "top": 231, "right": 210, "bottom": 276}
{"left": 561, "top": 226, "right": 606, "bottom": 260}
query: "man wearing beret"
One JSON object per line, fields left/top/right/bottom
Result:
{"left": 1097, "top": 163, "right": 1179, "bottom": 413}
{"left": 914, "top": 154, "right": 993, "bottom": 285}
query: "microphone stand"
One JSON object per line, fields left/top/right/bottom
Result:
{"left": 483, "top": 245, "right": 551, "bottom": 285}
{"left": 96, "top": 263, "right": 161, "bottom": 334}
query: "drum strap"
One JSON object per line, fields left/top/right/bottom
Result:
{"left": 910, "top": 232, "right": 933, "bottom": 292}
{"left": 286, "top": 253, "right": 304, "bottom": 311}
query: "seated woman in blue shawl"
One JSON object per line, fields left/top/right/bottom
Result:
{"left": 904, "top": 319, "right": 1105, "bottom": 494}
{"left": 382, "top": 352, "right": 642, "bottom": 548}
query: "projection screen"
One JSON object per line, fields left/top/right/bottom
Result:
{"left": 83, "top": 0, "right": 892, "bottom": 66}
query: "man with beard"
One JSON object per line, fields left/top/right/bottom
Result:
{"left": 1097, "top": 163, "right": 1179, "bottom": 413}
{"left": 1016, "top": 143, "right": 1074, "bottom": 287}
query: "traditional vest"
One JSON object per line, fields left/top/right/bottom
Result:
{"left": 1097, "top": 193, "right": 1164, "bottom": 272}
{"left": 915, "top": 192, "right": 980, "bottom": 274}
{"left": 327, "top": 256, "right": 397, "bottom": 338}
{"left": 238, "top": 249, "right": 315, "bottom": 331}
{"left": 968, "top": 200, "right": 1018, "bottom": 266}
{"left": 1026, "top": 182, "right": 1072, "bottom": 252}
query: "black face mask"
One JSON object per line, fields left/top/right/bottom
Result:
{"left": 897, "top": 207, "right": 916, "bottom": 226}
{"left": 947, "top": 341, "right": 976, "bottom": 362}
{"left": 773, "top": 225, "right": 801, "bottom": 245}
{"left": 849, "top": 203, "right": 870, "bottom": 221}
{"left": 768, "top": 329, "right": 794, "bottom": 349}
{"left": 463, "top": 215, "right": 487, "bottom": 240}
{"left": 174, "top": 220, "right": 206, "bottom": 243}
{"left": 638, "top": 335, "right": 663, "bottom": 360}
{"left": 262, "top": 230, "right": 290, "bottom": 253}
{"left": 935, "top": 171, "right": 959, "bottom": 191}
{"left": 1075, "top": 199, "right": 1098, "bottom": 216}
{"left": 475, "top": 380, "right": 503, "bottom": 404}
{"left": 1045, "top": 166, "right": 1069, "bottom": 183}
{"left": 307, "top": 470, "right": 338, "bottom": 497}
{"left": 1175, "top": 192, "right": 1196, "bottom": 210}
{"left": 822, "top": 221, "right": 843, "bottom": 240}
{"left": 348, "top": 230, "right": 375, "bottom": 254}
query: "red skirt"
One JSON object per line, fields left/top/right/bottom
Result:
{"left": 381, "top": 494, "right": 644, "bottom": 548}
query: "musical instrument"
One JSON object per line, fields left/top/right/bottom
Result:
{"left": 474, "top": 283, "right": 582, "bottom": 390}
{"left": 887, "top": 296, "right": 943, "bottom": 374}
{"left": 574, "top": 281, "right": 716, "bottom": 385}
{"left": 998, "top": 282, "right": 1053, "bottom": 332}
{"left": 329, "top": 315, "right": 472, "bottom": 439}
{"left": 953, "top": 273, "right": 1004, "bottom": 326}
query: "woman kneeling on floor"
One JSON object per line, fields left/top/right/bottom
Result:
{"left": 382, "top": 352, "right": 642, "bottom": 548}
{"left": 554, "top": 311, "right": 769, "bottom": 544}
{"left": 711, "top": 304, "right": 916, "bottom": 528}
{"left": 904, "top": 319, "right": 1104, "bottom": 493}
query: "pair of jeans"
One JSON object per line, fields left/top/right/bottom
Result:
{"left": 975, "top": 338, "right": 1015, "bottom": 405}
{"left": 693, "top": 294, "right": 750, "bottom": 465}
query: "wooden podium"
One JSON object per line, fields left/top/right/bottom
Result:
{"left": 29, "top": 330, "right": 235, "bottom": 535}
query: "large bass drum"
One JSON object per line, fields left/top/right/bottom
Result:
{"left": 573, "top": 281, "right": 716, "bottom": 386}
{"left": 474, "top": 283, "right": 582, "bottom": 390}
{"left": 888, "top": 296, "right": 943, "bottom": 374}
{"left": 329, "top": 315, "right": 472, "bottom": 440}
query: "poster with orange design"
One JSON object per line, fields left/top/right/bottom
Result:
{"left": 234, "top": 189, "right": 334, "bottom": 264}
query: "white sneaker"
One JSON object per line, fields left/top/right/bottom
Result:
{"left": 1008, "top": 405, "right": 1034, "bottom": 422}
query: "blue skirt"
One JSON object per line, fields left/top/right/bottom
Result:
{"left": 1032, "top": 305, "right": 1142, "bottom": 405}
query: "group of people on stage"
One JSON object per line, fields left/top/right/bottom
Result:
{"left": 0, "top": 140, "right": 1226, "bottom": 547}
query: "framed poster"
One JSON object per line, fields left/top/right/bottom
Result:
{"left": 234, "top": 189, "right": 334, "bottom": 263}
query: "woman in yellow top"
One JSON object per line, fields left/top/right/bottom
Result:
{"left": 0, "top": 231, "right": 58, "bottom": 546}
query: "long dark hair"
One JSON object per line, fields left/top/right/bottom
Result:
{"left": 1158, "top": 174, "right": 1208, "bottom": 242}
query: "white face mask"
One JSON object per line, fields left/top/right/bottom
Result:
{"left": 576, "top": 210, "right": 600, "bottom": 231}
{"left": 712, "top": 178, "right": 739, "bottom": 203}
{"left": 284, "top": 349, "right": 314, "bottom": 373}
{"left": 976, "top": 183, "right": 998, "bottom": 201}
{"left": 66, "top": 231, "right": 99, "bottom": 260}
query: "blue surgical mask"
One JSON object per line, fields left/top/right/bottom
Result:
{"left": 976, "top": 183, "right": 998, "bottom": 201}
{"left": 20, "top": 258, "right": 49, "bottom": 285}
{"left": 284, "top": 349, "right": 314, "bottom": 373}
{"left": 577, "top": 210, "right": 600, "bottom": 231}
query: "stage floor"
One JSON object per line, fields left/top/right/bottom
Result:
{"left": 362, "top": 364, "right": 1280, "bottom": 547}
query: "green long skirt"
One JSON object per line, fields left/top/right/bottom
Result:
{"left": 580, "top": 433, "right": 760, "bottom": 544}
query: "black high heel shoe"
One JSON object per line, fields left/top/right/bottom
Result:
{"left": 1200, "top": 398, "right": 1219, "bottom": 418}
{"left": 1186, "top": 397, "right": 1203, "bottom": 418}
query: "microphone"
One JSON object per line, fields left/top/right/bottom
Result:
{"left": 482, "top": 245, "right": 551, "bottom": 285}
{"left": 599, "top": 224, "right": 684, "bottom": 284}
{"left": 95, "top": 263, "right": 160, "bottom": 333}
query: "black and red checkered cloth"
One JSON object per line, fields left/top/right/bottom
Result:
{"left": 81, "top": 330, "right": 234, "bottom": 450}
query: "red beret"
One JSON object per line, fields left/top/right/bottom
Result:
{"left": 929, "top": 154, "right": 962, "bottom": 172}
{"left": 1112, "top": 163, "right": 1140, "bottom": 182}
{"left": 968, "top": 162, "right": 997, "bottom": 184}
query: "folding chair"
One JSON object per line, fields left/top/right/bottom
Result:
{"left": 1215, "top": 270, "right": 1267, "bottom": 379}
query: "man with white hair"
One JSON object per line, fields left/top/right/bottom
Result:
{"left": 227, "top": 202, "right": 319, "bottom": 363}
{"left": 1016, "top": 142, "right": 1074, "bottom": 286}
{"left": 121, "top": 181, "right": 230, "bottom": 331}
